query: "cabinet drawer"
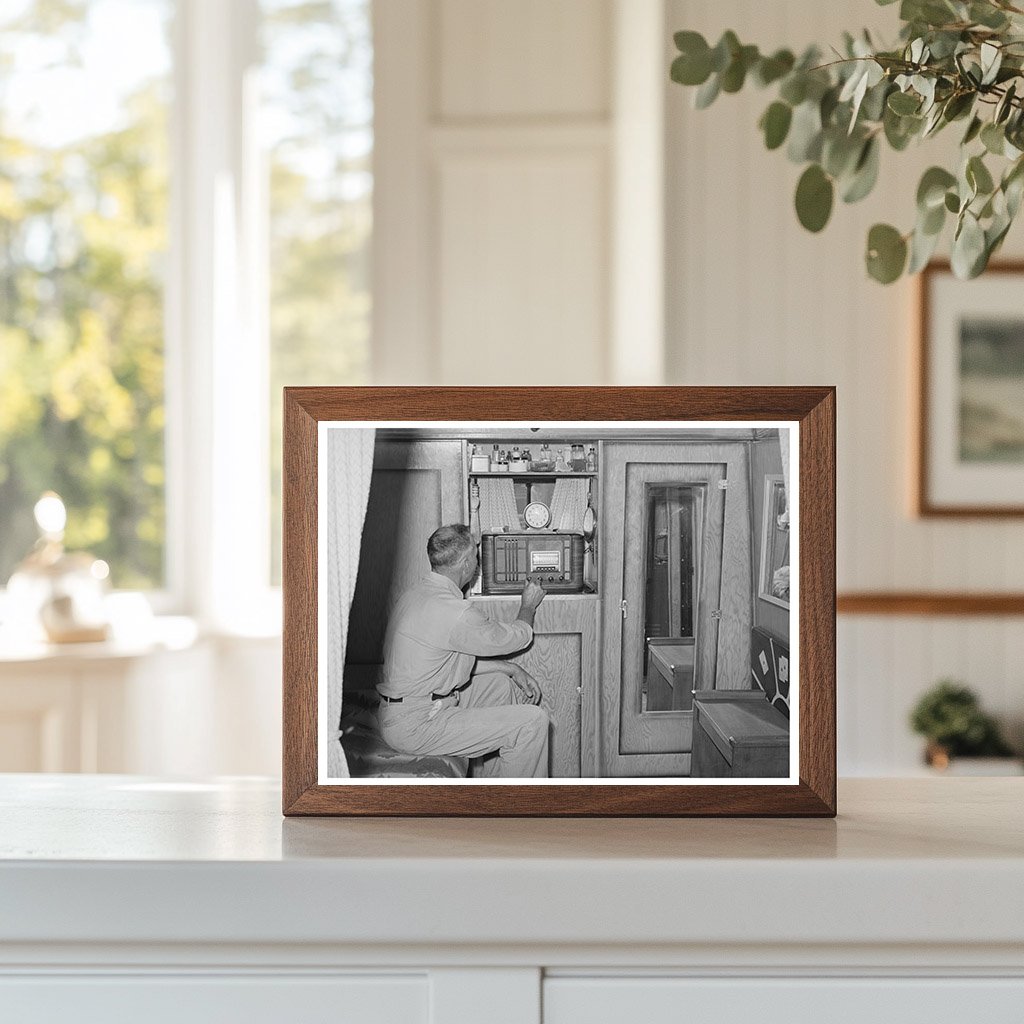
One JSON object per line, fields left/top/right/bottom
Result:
{"left": 544, "top": 977, "right": 1024, "bottom": 1024}
{"left": 0, "top": 974, "right": 427, "bottom": 1024}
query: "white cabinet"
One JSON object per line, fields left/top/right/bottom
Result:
{"left": 544, "top": 977, "right": 1024, "bottom": 1024}
{"left": 1, "top": 975, "right": 428, "bottom": 1024}
{"left": 2, "top": 777, "right": 1022, "bottom": 1023}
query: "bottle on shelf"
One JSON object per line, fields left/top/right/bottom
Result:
{"left": 586, "top": 444, "right": 597, "bottom": 472}
{"left": 554, "top": 447, "right": 569, "bottom": 473}
{"left": 570, "top": 444, "right": 586, "bottom": 472}
{"left": 490, "top": 444, "right": 501, "bottom": 471}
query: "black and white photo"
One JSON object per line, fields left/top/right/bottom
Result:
{"left": 318, "top": 420, "right": 798, "bottom": 785}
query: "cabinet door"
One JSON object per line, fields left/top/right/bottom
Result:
{"left": 346, "top": 439, "right": 465, "bottom": 665}
{"left": 0, "top": 974, "right": 427, "bottom": 1024}
{"left": 473, "top": 596, "right": 597, "bottom": 778}
{"left": 545, "top": 977, "right": 1024, "bottom": 1024}
{"left": 599, "top": 442, "right": 751, "bottom": 777}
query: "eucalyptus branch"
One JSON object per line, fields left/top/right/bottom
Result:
{"left": 670, "top": 1, "right": 1024, "bottom": 283}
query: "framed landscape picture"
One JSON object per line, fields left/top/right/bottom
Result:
{"left": 917, "top": 262, "right": 1024, "bottom": 516}
{"left": 282, "top": 387, "right": 836, "bottom": 816}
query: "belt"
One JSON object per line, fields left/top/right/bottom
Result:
{"left": 379, "top": 689, "right": 461, "bottom": 706}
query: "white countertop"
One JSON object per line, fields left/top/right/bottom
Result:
{"left": 1, "top": 775, "right": 1022, "bottom": 952}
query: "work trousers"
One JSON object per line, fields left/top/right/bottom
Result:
{"left": 377, "top": 670, "right": 551, "bottom": 778}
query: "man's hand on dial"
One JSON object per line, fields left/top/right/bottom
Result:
{"left": 516, "top": 579, "right": 546, "bottom": 628}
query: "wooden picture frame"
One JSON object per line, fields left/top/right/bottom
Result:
{"left": 283, "top": 387, "right": 836, "bottom": 816}
{"left": 916, "top": 261, "right": 1024, "bottom": 517}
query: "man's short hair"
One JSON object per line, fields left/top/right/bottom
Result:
{"left": 427, "top": 524, "right": 474, "bottom": 570}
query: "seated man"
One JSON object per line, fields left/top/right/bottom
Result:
{"left": 377, "top": 523, "right": 550, "bottom": 778}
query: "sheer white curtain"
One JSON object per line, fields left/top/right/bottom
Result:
{"left": 326, "top": 427, "right": 376, "bottom": 778}
{"left": 778, "top": 427, "right": 791, "bottom": 506}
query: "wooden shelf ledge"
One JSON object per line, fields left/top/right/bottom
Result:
{"left": 837, "top": 592, "right": 1024, "bottom": 616}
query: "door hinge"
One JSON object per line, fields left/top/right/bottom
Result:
{"left": 710, "top": 608, "right": 722, "bottom": 620}
{"left": 621, "top": 599, "right": 628, "bottom": 619}
{"left": 717, "top": 479, "right": 728, "bottom": 490}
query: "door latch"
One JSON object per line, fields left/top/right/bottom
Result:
{"left": 621, "top": 599, "right": 628, "bottom": 619}
{"left": 710, "top": 608, "right": 722, "bottom": 620}
{"left": 717, "top": 479, "right": 728, "bottom": 490}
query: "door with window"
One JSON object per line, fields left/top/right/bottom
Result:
{"left": 600, "top": 442, "right": 751, "bottom": 777}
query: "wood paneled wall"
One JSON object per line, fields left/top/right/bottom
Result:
{"left": 666, "top": 0, "right": 1024, "bottom": 774}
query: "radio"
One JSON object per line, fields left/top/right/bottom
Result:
{"left": 480, "top": 532, "right": 585, "bottom": 594}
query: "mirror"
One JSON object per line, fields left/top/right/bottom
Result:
{"left": 641, "top": 484, "right": 699, "bottom": 713}
{"left": 758, "top": 475, "right": 789, "bottom": 608}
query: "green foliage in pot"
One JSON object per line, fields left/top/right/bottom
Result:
{"left": 909, "top": 679, "right": 1015, "bottom": 756}
{"left": 670, "top": 0, "right": 1024, "bottom": 283}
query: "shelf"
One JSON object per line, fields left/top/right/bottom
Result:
{"left": 469, "top": 471, "right": 596, "bottom": 478}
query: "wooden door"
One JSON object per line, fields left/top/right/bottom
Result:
{"left": 599, "top": 442, "right": 751, "bottom": 777}
{"left": 345, "top": 439, "right": 465, "bottom": 666}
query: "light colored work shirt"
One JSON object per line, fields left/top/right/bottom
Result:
{"left": 379, "top": 572, "right": 533, "bottom": 699}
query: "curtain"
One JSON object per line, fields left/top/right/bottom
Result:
{"left": 778, "top": 426, "right": 791, "bottom": 506}
{"left": 326, "top": 426, "right": 376, "bottom": 779}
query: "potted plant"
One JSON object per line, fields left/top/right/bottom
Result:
{"left": 909, "top": 679, "right": 1018, "bottom": 771}
{"left": 670, "top": 0, "right": 1024, "bottom": 283}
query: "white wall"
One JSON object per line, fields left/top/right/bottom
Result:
{"left": 664, "top": 0, "right": 1024, "bottom": 772}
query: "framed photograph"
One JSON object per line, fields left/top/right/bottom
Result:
{"left": 917, "top": 261, "right": 1024, "bottom": 516}
{"left": 283, "top": 387, "right": 836, "bottom": 816}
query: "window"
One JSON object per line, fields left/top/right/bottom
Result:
{"left": 0, "top": 0, "right": 173, "bottom": 590}
{"left": 0, "top": 0, "right": 373, "bottom": 619}
{"left": 261, "top": 0, "right": 372, "bottom": 582}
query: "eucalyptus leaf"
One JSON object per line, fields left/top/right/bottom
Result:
{"left": 995, "top": 82, "right": 1017, "bottom": 124}
{"left": 908, "top": 221, "right": 943, "bottom": 273}
{"left": 942, "top": 91, "right": 974, "bottom": 122}
{"left": 967, "top": 154, "right": 995, "bottom": 195}
{"left": 921, "top": 200, "right": 946, "bottom": 235}
{"left": 710, "top": 31, "right": 740, "bottom": 73}
{"left": 980, "top": 42, "right": 1002, "bottom": 87}
{"left": 866, "top": 223, "right": 908, "bottom": 283}
{"left": 694, "top": 73, "right": 721, "bottom": 109}
{"left": 962, "top": 115, "right": 983, "bottom": 145}
{"left": 981, "top": 122, "right": 1005, "bottom": 155}
{"left": 951, "top": 212, "right": 986, "bottom": 278}
{"left": 795, "top": 164, "right": 834, "bottom": 232}
{"left": 1006, "top": 172, "right": 1024, "bottom": 218}
{"left": 754, "top": 49, "right": 795, "bottom": 87}
{"left": 822, "top": 128, "right": 864, "bottom": 178}
{"left": 842, "top": 137, "right": 881, "bottom": 203}
{"left": 944, "top": 190, "right": 961, "bottom": 213}
{"left": 787, "top": 100, "right": 824, "bottom": 162}
{"left": 970, "top": 2, "right": 1009, "bottom": 30}
{"left": 917, "top": 166, "right": 957, "bottom": 210}
{"left": 884, "top": 106, "right": 921, "bottom": 149}
{"left": 888, "top": 90, "right": 921, "bottom": 115}
{"left": 861, "top": 80, "right": 892, "bottom": 122}
{"left": 779, "top": 73, "right": 807, "bottom": 106}
{"left": 760, "top": 102, "right": 793, "bottom": 150}
{"left": 721, "top": 44, "right": 759, "bottom": 93}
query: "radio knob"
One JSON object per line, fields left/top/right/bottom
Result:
{"left": 548, "top": 575, "right": 555, "bottom": 582}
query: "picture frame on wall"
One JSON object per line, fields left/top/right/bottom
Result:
{"left": 282, "top": 387, "right": 836, "bottom": 817}
{"left": 917, "top": 261, "right": 1024, "bottom": 517}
